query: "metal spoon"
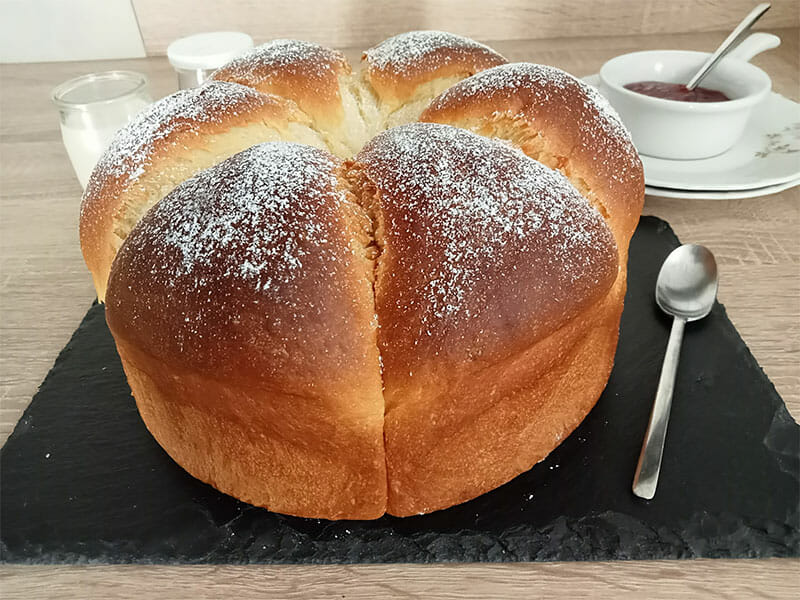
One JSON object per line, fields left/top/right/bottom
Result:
{"left": 632, "top": 244, "right": 719, "bottom": 500}
{"left": 685, "top": 3, "right": 771, "bottom": 91}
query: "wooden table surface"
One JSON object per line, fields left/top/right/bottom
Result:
{"left": 1, "top": 29, "right": 798, "bottom": 599}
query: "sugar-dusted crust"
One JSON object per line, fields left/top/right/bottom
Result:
{"left": 105, "top": 144, "right": 385, "bottom": 519}
{"left": 354, "top": 123, "right": 622, "bottom": 515}
{"left": 79, "top": 81, "right": 310, "bottom": 300}
{"left": 90, "top": 36, "right": 645, "bottom": 520}
{"left": 210, "top": 40, "right": 351, "bottom": 132}
{"left": 422, "top": 62, "right": 644, "bottom": 252}
{"left": 363, "top": 31, "right": 507, "bottom": 109}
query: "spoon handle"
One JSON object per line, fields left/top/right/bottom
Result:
{"left": 685, "top": 2, "right": 771, "bottom": 91}
{"left": 633, "top": 316, "right": 686, "bottom": 500}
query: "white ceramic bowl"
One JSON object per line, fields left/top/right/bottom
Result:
{"left": 599, "top": 33, "right": 779, "bottom": 160}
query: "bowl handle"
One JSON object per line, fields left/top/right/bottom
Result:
{"left": 728, "top": 32, "right": 781, "bottom": 62}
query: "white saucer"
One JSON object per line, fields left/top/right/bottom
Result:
{"left": 582, "top": 74, "right": 800, "bottom": 192}
{"left": 645, "top": 178, "right": 800, "bottom": 200}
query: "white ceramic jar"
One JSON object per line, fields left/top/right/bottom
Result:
{"left": 167, "top": 32, "right": 254, "bottom": 90}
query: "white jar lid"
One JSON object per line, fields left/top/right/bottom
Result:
{"left": 167, "top": 32, "right": 254, "bottom": 71}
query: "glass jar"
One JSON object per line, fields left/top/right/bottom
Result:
{"left": 52, "top": 71, "right": 152, "bottom": 189}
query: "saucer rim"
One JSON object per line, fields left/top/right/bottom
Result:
{"left": 644, "top": 178, "right": 800, "bottom": 200}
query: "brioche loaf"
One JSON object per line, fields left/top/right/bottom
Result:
{"left": 84, "top": 31, "right": 644, "bottom": 519}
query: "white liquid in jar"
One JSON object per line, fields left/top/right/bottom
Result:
{"left": 53, "top": 72, "right": 152, "bottom": 190}
{"left": 59, "top": 96, "right": 150, "bottom": 189}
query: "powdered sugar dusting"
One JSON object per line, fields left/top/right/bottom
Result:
{"left": 81, "top": 81, "right": 272, "bottom": 214}
{"left": 359, "top": 123, "right": 616, "bottom": 327}
{"left": 365, "top": 30, "right": 504, "bottom": 74}
{"left": 125, "top": 142, "right": 341, "bottom": 294}
{"left": 211, "top": 39, "right": 346, "bottom": 83}
{"left": 107, "top": 142, "right": 380, "bottom": 381}
{"left": 430, "top": 62, "right": 635, "bottom": 156}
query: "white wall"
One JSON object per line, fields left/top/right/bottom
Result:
{"left": 0, "top": 0, "right": 146, "bottom": 63}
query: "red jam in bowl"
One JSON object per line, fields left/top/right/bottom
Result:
{"left": 624, "top": 81, "right": 730, "bottom": 102}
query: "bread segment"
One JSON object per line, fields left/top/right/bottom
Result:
{"left": 105, "top": 143, "right": 386, "bottom": 519}
{"left": 209, "top": 40, "right": 370, "bottom": 156}
{"left": 355, "top": 123, "right": 621, "bottom": 515}
{"left": 363, "top": 31, "right": 507, "bottom": 120}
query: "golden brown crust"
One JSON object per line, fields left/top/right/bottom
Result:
{"left": 356, "top": 123, "right": 618, "bottom": 375}
{"left": 116, "top": 340, "right": 386, "bottom": 520}
{"left": 79, "top": 81, "right": 304, "bottom": 300}
{"left": 210, "top": 39, "right": 351, "bottom": 129}
{"left": 420, "top": 63, "right": 645, "bottom": 252}
{"left": 399, "top": 65, "right": 644, "bottom": 514}
{"left": 363, "top": 31, "right": 507, "bottom": 109}
{"left": 353, "top": 123, "right": 624, "bottom": 515}
{"left": 105, "top": 143, "right": 386, "bottom": 519}
{"left": 386, "top": 271, "right": 625, "bottom": 515}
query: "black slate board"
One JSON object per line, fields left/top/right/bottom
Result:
{"left": 2, "top": 216, "right": 799, "bottom": 564}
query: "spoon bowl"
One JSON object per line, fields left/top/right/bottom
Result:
{"left": 656, "top": 243, "right": 719, "bottom": 321}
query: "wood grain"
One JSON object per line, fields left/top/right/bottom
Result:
{"left": 130, "top": 0, "right": 800, "bottom": 55}
{"left": 2, "top": 559, "right": 800, "bottom": 599}
{"left": 0, "top": 27, "right": 798, "bottom": 600}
